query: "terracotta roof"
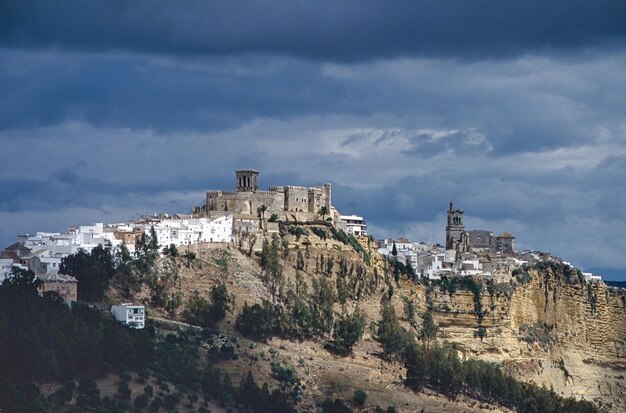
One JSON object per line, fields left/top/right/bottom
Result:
{"left": 4, "top": 242, "right": 30, "bottom": 252}
{"left": 37, "top": 273, "right": 77, "bottom": 283}
{"left": 0, "top": 250, "right": 20, "bottom": 261}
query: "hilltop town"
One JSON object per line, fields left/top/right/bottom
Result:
{"left": 1, "top": 170, "right": 624, "bottom": 413}
{"left": 1, "top": 169, "right": 601, "bottom": 301}
{"left": 0, "top": 170, "right": 601, "bottom": 302}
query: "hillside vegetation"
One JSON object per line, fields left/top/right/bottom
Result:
{"left": 2, "top": 222, "right": 623, "bottom": 412}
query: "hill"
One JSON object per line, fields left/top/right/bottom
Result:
{"left": 2, "top": 222, "right": 623, "bottom": 412}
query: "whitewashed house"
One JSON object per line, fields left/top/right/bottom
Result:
{"left": 111, "top": 304, "right": 146, "bottom": 329}
{"left": 340, "top": 215, "right": 368, "bottom": 236}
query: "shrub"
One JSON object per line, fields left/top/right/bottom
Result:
{"left": 134, "top": 393, "right": 149, "bottom": 409}
{"left": 270, "top": 359, "right": 299, "bottom": 384}
{"left": 288, "top": 226, "right": 309, "bottom": 239}
{"left": 329, "top": 228, "right": 370, "bottom": 263}
{"left": 164, "top": 393, "right": 181, "bottom": 408}
{"left": 332, "top": 307, "right": 366, "bottom": 355}
{"left": 476, "top": 326, "right": 487, "bottom": 340}
{"left": 184, "top": 285, "right": 232, "bottom": 328}
{"left": 117, "top": 382, "right": 132, "bottom": 400}
{"left": 518, "top": 323, "right": 552, "bottom": 348}
{"left": 236, "top": 301, "right": 276, "bottom": 341}
{"left": 311, "top": 226, "right": 328, "bottom": 240}
{"left": 352, "top": 389, "right": 367, "bottom": 407}
{"left": 513, "top": 268, "right": 532, "bottom": 284}
{"left": 149, "top": 396, "right": 162, "bottom": 411}
{"left": 144, "top": 384, "right": 154, "bottom": 398}
{"left": 138, "top": 368, "right": 151, "bottom": 382}
{"left": 321, "top": 398, "right": 353, "bottom": 413}
{"left": 376, "top": 299, "right": 413, "bottom": 358}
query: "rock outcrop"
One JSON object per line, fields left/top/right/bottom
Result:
{"left": 415, "top": 267, "right": 626, "bottom": 411}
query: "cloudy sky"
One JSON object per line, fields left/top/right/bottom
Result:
{"left": 1, "top": 1, "right": 626, "bottom": 279}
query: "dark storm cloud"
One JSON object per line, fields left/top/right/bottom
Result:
{"left": 1, "top": 2, "right": 626, "bottom": 278}
{"left": 0, "top": 50, "right": 369, "bottom": 132}
{"left": 1, "top": 0, "right": 625, "bottom": 61}
{"left": 3, "top": 49, "right": 623, "bottom": 158}
{"left": 0, "top": 170, "right": 209, "bottom": 213}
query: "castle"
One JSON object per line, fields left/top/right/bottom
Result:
{"left": 445, "top": 202, "right": 516, "bottom": 255}
{"left": 194, "top": 170, "right": 334, "bottom": 221}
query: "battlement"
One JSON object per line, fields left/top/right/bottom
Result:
{"left": 203, "top": 170, "right": 333, "bottom": 216}
{"left": 256, "top": 189, "right": 280, "bottom": 195}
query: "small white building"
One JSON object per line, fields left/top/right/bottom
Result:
{"left": 583, "top": 272, "right": 602, "bottom": 282}
{"left": 0, "top": 259, "right": 17, "bottom": 282}
{"left": 111, "top": 304, "right": 146, "bottom": 329}
{"left": 340, "top": 215, "right": 368, "bottom": 236}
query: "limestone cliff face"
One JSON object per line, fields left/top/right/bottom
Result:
{"left": 413, "top": 269, "right": 626, "bottom": 411}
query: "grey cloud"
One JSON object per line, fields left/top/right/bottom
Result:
{"left": 2, "top": 49, "right": 624, "bottom": 160}
{"left": 1, "top": 1, "right": 625, "bottom": 62}
{"left": 1, "top": 1, "right": 626, "bottom": 278}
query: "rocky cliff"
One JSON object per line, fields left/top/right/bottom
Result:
{"left": 412, "top": 266, "right": 626, "bottom": 411}
{"left": 124, "top": 229, "right": 626, "bottom": 412}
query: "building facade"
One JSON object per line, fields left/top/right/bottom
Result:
{"left": 199, "top": 170, "right": 333, "bottom": 218}
{"left": 38, "top": 273, "right": 78, "bottom": 303}
{"left": 111, "top": 304, "right": 146, "bottom": 329}
{"left": 445, "top": 202, "right": 465, "bottom": 250}
{"left": 445, "top": 202, "right": 516, "bottom": 256}
{"left": 340, "top": 214, "right": 368, "bottom": 236}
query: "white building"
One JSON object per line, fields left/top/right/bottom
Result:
{"left": 0, "top": 259, "right": 21, "bottom": 282}
{"left": 146, "top": 214, "right": 234, "bottom": 248}
{"left": 583, "top": 272, "right": 602, "bottom": 282}
{"left": 111, "top": 304, "right": 146, "bottom": 329}
{"left": 340, "top": 215, "right": 368, "bottom": 236}
{"left": 188, "top": 215, "right": 234, "bottom": 243}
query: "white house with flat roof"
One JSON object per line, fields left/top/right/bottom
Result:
{"left": 111, "top": 304, "right": 146, "bottom": 329}
{"left": 340, "top": 215, "right": 368, "bottom": 236}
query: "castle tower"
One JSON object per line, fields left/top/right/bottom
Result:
{"left": 445, "top": 202, "right": 465, "bottom": 250}
{"left": 236, "top": 169, "right": 259, "bottom": 192}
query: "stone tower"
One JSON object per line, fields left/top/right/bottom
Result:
{"left": 236, "top": 169, "right": 259, "bottom": 192}
{"left": 446, "top": 202, "right": 465, "bottom": 250}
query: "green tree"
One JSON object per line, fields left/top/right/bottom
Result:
{"left": 310, "top": 277, "right": 335, "bottom": 334}
{"left": 296, "top": 250, "right": 305, "bottom": 271}
{"left": 237, "top": 370, "right": 261, "bottom": 409}
{"left": 184, "top": 285, "right": 232, "bottom": 328}
{"left": 419, "top": 311, "right": 438, "bottom": 348}
{"left": 376, "top": 297, "right": 412, "bottom": 358}
{"left": 281, "top": 237, "right": 290, "bottom": 257}
{"left": 117, "top": 381, "right": 131, "bottom": 400}
{"left": 317, "top": 206, "right": 330, "bottom": 221}
{"left": 182, "top": 250, "right": 196, "bottom": 268}
{"left": 208, "top": 284, "right": 232, "bottom": 322}
{"left": 285, "top": 273, "right": 313, "bottom": 338}
{"left": 403, "top": 342, "right": 429, "bottom": 390}
{"left": 60, "top": 246, "right": 115, "bottom": 301}
{"left": 261, "top": 235, "right": 284, "bottom": 303}
{"left": 332, "top": 306, "right": 366, "bottom": 355}
{"left": 236, "top": 301, "right": 276, "bottom": 341}
{"left": 257, "top": 204, "right": 268, "bottom": 231}
{"left": 401, "top": 295, "right": 416, "bottom": 326}
{"left": 148, "top": 226, "right": 159, "bottom": 254}
{"left": 164, "top": 243, "right": 178, "bottom": 257}
{"left": 353, "top": 389, "right": 367, "bottom": 407}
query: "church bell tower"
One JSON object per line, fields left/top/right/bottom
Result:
{"left": 446, "top": 202, "right": 465, "bottom": 250}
